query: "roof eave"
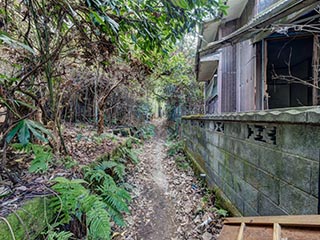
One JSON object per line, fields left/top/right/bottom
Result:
{"left": 199, "top": 0, "right": 318, "bottom": 57}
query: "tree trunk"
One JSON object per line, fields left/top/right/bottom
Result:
{"left": 97, "top": 102, "right": 104, "bottom": 135}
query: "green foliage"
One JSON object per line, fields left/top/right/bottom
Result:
{"left": 134, "top": 124, "right": 155, "bottom": 140}
{"left": 135, "top": 100, "right": 153, "bottom": 122}
{"left": 6, "top": 119, "right": 52, "bottom": 146}
{"left": 50, "top": 177, "right": 112, "bottom": 239}
{"left": 0, "top": 33, "right": 36, "bottom": 54}
{"left": 216, "top": 208, "right": 228, "bottom": 217}
{"left": 97, "top": 175, "right": 131, "bottom": 226}
{"left": 106, "top": 145, "right": 140, "bottom": 165}
{"left": 96, "top": 160, "right": 126, "bottom": 181}
{"left": 93, "top": 133, "right": 118, "bottom": 144}
{"left": 174, "top": 155, "right": 190, "bottom": 170}
{"left": 166, "top": 139, "right": 190, "bottom": 170}
{"left": 50, "top": 177, "right": 89, "bottom": 224}
{"left": 84, "top": 0, "right": 227, "bottom": 55}
{"left": 29, "top": 145, "right": 53, "bottom": 173}
{"left": 46, "top": 230, "right": 73, "bottom": 240}
{"left": 11, "top": 143, "right": 53, "bottom": 173}
{"left": 166, "top": 140, "right": 185, "bottom": 157}
{"left": 61, "top": 155, "right": 78, "bottom": 169}
{"left": 83, "top": 165, "right": 131, "bottom": 226}
{"left": 126, "top": 136, "right": 142, "bottom": 148}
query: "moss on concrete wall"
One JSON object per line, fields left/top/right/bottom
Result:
{"left": 0, "top": 197, "right": 53, "bottom": 240}
{"left": 182, "top": 111, "right": 320, "bottom": 216}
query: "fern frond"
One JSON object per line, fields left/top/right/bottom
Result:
{"left": 96, "top": 161, "right": 126, "bottom": 181}
{"left": 87, "top": 205, "right": 111, "bottom": 240}
{"left": 123, "top": 147, "right": 139, "bottom": 164}
{"left": 106, "top": 206, "right": 126, "bottom": 227}
{"left": 84, "top": 168, "right": 107, "bottom": 184}
{"left": 47, "top": 230, "right": 73, "bottom": 240}
{"left": 99, "top": 178, "right": 131, "bottom": 213}
{"left": 96, "top": 161, "right": 118, "bottom": 170}
{"left": 50, "top": 177, "right": 88, "bottom": 224}
{"left": 114, "top": 163, "right": 125, "bottom": 181}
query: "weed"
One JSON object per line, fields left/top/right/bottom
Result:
{"left": 50, "top": 177, "right": 112, "bottom": 239}
{"left": 134, "top": 124, "right": 155, "bottom": 140}
{"left": 166, "top": 140, "right": 184, "bottom": 156}
{"left": 61, "top": 155, "right": 78, "bottom": 169}
{"left": 11, "top": 143, "right": 53, "bottom": 173}
{"left": 174, "top": 155, "right": 190, "bottom": 170}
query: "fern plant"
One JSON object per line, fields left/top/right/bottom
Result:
{"left": 116, "top": 146, "right": 139, "bottom": 164}
{"left": 96, "top": 160, "right": 126, "bottom": 181}
{"left": 134, "top": 124, "right": 155, "bottom": 140}
{"left": 98, "top": 174, "right": 131, "bottom": 226}
{"left": 50, "top": 177, "right": 89, "bottom": 224}
{"left": 46, "top": 230, "right": 73, "bottom": 240}
{"left": 83, "top": 168, "right": 131, "bottom": 227}
{"left": 50, "top": 177, "right": 112, "bottom": 239}
{"left": 11, "top": 143, "right": 53, "bottom": 173}
{"left": 166, "top": 140, "right": 184, "bottom": 156}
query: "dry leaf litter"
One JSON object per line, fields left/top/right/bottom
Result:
{"left": 115, "top": 120, "right": 223, "bottom": 240}
{"left": 0, "top": 123, "right": 125, "bottom": 216}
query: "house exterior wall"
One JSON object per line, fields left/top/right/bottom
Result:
{"left": 210, "top": 2, "right": 260, "bottom": 114}
{"left": 239, "top": 0, "right": 256, "bottom": 27}
{"left": 218, "top": 21, "right": 237, "bottom": 113}
{"left": 182, "top": 107, "right": 320, "bottom": 216}
{"left": 257, "top": 0, "right": 280, "bottom": 13}
{"left": 236, "top": 40, "right": 257, "bottom": 112}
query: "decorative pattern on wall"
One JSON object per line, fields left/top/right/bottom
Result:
{"left": 214, "top": 122, "right": 224, "bottom": 133}
{"left": 247, "top": 124, "right": 277, "bottom": 145}
{"left": 208, "top": 121, "right": 225, "bottom": 133}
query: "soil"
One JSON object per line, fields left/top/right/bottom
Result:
{"left": 119, "top": 119, "right": 223, "bottom": 240}
{"left": 0, "top": 124, "right": 125, "bottom": 216}
{"left": 0, "top": 120, "right": 224, "bottom": 239}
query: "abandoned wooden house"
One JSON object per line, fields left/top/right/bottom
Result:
{"left": 182, "top": 0, "right": 320, "bottom": 216}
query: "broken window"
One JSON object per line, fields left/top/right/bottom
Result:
{"left": 266, "top": 35, "right": 315, "bottom": 109}
{"left": 205, "top": 74, "right": 218, "bottom": 114}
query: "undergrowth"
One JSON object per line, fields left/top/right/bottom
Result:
{"left": 166, "top": 135, "right": 229, "bottom": 218}
{"left": 11, "top": 143, "right": 53, "bottom": 173}
{"left": 46, "top": 141, "right": 140, "bottom": 240}
{"left": 166, "top": 138, "right": 189, "bottom": 170}
{"left": 134, "top": 124, "right": 155, "bottom": 140}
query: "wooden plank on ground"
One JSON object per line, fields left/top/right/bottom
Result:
{"left": 224, "top": 215, "right": 320, "bottom": 226}
{"left": 219, "top": 215, "right": 320, "bottom": 240}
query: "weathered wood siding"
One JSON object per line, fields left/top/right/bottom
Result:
{"left": 236, "top": 40, "right": 257, "bottom": 112}
{"left": 219, "top": 21, "right": 237, "bottom": 113}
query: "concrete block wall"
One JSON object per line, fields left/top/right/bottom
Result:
{"left": 181, "top": 107, "right": 320, "bottom": 216}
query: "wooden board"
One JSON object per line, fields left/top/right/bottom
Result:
{"left": 218, "top": 215, "right": 320, "bottom": 240}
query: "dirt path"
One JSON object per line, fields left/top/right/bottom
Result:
{"left": 122, "top": 119, "right": 223, "bottom": 240}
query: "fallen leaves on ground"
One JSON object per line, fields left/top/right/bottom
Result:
{"left": 0, "top": 123, "right": 125, "bottom": 216}
{"left": 115, "top": 119, "right": 223, "bottom": 240}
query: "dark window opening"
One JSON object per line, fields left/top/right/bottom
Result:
{"left": 205, "top": 74, "right": 218, "bottom": 114}
{"left": 266, "top": 36, "right": 314, "bottom": 109}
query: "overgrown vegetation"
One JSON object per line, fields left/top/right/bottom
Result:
{"left": 46, "top": 143, "right": 139, "bottom": 240}
{"left": 166, "top": 136, "right": 229, "bottom": 219}
{"left": 0, "top": 0, "right": 227, "bottom": 238}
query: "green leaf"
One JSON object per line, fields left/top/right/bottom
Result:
{"left": 28, "top": 124, "right": 48, "bottom": 143}
{"left": 26, "top": 120, "right": 53, "bottom": 138}
{"left": 18, "top": 120, "right": 30, "bottom": 145}
{"left": 6, "top": 121, "right": 24, "bottom": 143}
{"left": 14, "top": 100, "right": 37, "bottom": 110}
{"left": 0, "top": 33, "right": 36, "bottom": 54}
{"left": 6, "top": 120, "right": 51, "bottom": 145}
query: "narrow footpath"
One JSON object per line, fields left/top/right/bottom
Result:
{"left": 120, "top": 120, "right": 223, "bottom": 240}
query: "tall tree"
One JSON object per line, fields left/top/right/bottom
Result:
{"left": 0, "top": 0, "right": 226, "bottom": 154}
